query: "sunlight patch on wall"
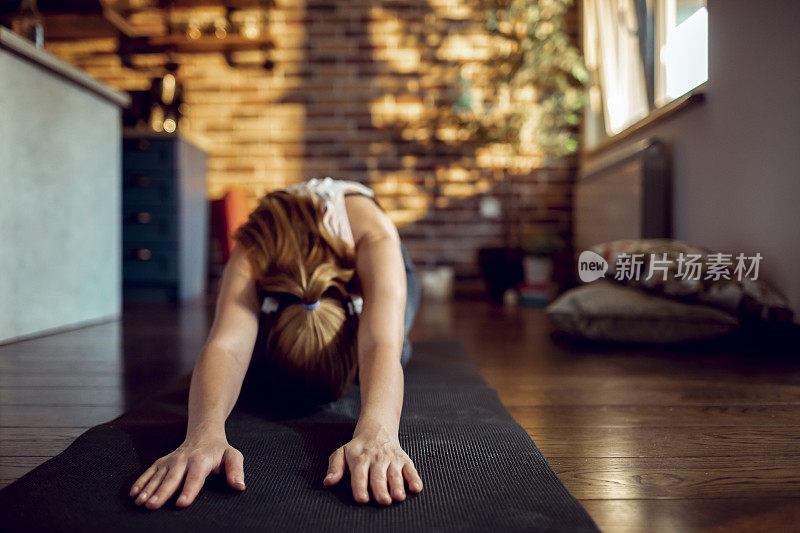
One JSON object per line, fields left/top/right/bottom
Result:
{"left": 428, "top": 0, "right": 473, "bottom": 19}
{"left": 370, "top": 172, "right": 431, "bottom": 227}
{"left": 369, "top": 6, "right": 421, "bottom": 74}
{"left": 370, "top": 94, "right": 426, "bottom": 126}
{"left": 436, "top": 33, "right": 491, "bottom": 62}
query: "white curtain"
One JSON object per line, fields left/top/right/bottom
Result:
{"left": 584, "top": 0, "right": 650, "bottom": 135}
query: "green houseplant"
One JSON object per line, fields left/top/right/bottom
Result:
{"left": 451, "top": 0, "right": 588, "bottom": 160}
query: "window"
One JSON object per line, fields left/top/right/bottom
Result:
{"left": 656, "top": 0, "right": 708, "bottom": 106}
{"left": 583, "top": 0, "right": 708, "bottom": 146}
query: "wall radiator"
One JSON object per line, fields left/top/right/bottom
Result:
{"left": 574, "top": 138, "right": 671, "bottom": 253}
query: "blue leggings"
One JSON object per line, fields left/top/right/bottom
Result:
{"left": 399, "top": 240, "right": 420, "bottom": 367}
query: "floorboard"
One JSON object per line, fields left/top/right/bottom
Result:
{"left": 0, "top": 428, "right": 87, "bottom": 456}
{"left": 581, "top": 498, "right": 800, "bottom": 532}
{"left": 504, "top": 404, "right": 800, "bottom": 427}
{"left": 530, "top": 426, "right": 800, "bottom": 457}
{"left": 550, "top": 456, "right": 800, "bottom": 499}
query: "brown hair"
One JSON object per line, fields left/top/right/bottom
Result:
{"left": 231, "top": 190, "right": 359, "bottom": 401}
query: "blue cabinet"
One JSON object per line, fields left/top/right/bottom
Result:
{"left": 122, "top": 134, "right": 208, "bottom": 301}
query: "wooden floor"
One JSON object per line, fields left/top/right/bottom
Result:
{"left": 2, "top": 295, "right": 800, "bottom": 531}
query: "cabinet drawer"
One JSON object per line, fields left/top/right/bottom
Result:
{"left": 123, "top": 138, "right": 174, "bottom": 171}
{"left": 122, "top": 245, "right": 178, "bottom": 283}
{"left": 122, "top": 171, "right": 175, "bottom": 209}
{"left": 122, "top": 209, "right": 177, "bottom": 243}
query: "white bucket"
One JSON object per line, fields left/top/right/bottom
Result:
{"left": 419, "top": 266, "right": 455, "bottom": 301}
{"left": 523, "top": 255, "right": 553, "bottom": 284}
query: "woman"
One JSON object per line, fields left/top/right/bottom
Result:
{"left": 128, "top": 177, "right": 422, "bottom": 509}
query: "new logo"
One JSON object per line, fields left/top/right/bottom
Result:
{"left": 578, "top": 251, "right": 608, "bottom": 282}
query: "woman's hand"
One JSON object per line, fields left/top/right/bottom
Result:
{"left": 323, "top": 421, "right": 422, "bottom": 505}
{"left": 129, "top": 432, "right": 245, "bottom": 510}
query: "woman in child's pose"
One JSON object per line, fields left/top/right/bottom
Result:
{"left": 128, "top": 177, "right": 422, "bottom": 509}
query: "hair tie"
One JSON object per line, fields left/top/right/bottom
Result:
{"left": 302, "top": 300, "right": 321, "bottom": 310}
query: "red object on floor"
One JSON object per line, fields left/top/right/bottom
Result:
{"left": 210, "top": 187, "right": 250, "bottom": 263}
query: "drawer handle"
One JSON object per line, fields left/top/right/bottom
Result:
{"left": 129, "top": 174, "right": 152, "bottom": 187}
{"left": 132, "top": 248, "right": 152, "bottom": 261}
{"left": 133, "top": 211, "right": 152, "bottom": 224}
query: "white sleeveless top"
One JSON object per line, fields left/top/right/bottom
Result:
{"left": 284, "top": 177, "right": 375, "bottom": 247}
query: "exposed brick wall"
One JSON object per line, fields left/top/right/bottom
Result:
{"left": 46, "top": 0, "right": 579, "bottom": 287}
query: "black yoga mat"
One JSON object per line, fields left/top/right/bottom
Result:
{"left": 0, "top": 339, "right": 598, "bottom": 532}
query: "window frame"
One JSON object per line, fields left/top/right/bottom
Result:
{"left": 581, "top": 0, "right": 708, "bottom": 155}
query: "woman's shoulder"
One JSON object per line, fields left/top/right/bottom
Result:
{"left": 345, "top": 192, "right": 398, "bottom": 246}
{"left": 227, "top": 243, "right": 256, "bottom": 279}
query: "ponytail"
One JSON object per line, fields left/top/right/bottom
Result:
{"left": 231, "top": 190, "right": 359, "bottom": 401}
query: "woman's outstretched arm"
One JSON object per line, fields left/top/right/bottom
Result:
{"left": 323, "top": 194, "right": 423, "bottom": 505}
{"left": 129, "top": 244, "right": 261, "bottom": 510}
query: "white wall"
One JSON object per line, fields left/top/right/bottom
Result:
{"left": 606, "top": 0, "right": 800, "bottom": 317}
{"left": 0, "top": 48, "right": 122, "bottom": 343}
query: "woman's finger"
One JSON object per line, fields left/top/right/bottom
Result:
{"left": 176, "top": 456, "right": 213, "bottom": 508}
{"left": 135, "top": 465, "right": 168, "bottom": 505}
{"left": 223, "top": 447, "right": 246, "bottom": 490}
{"left": 387, "top": 463, "right": 406, "bottom": 502}
{"left": 348, "top": 456, "right": 370, "bottom": 504}
{"left": 130, "top": 462, "right": 159, "bottom": 498}
{"left": 369, "top": 461, "right": 392, "bottom": 506}
{"left": 323, "top": 447, "right": 345, "bottom": 487}
{"left": 145, "top": 462, "right": 187, "bottom": 510}
{"left": 402, "top": 461, "right": 423, "bottom": 493}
